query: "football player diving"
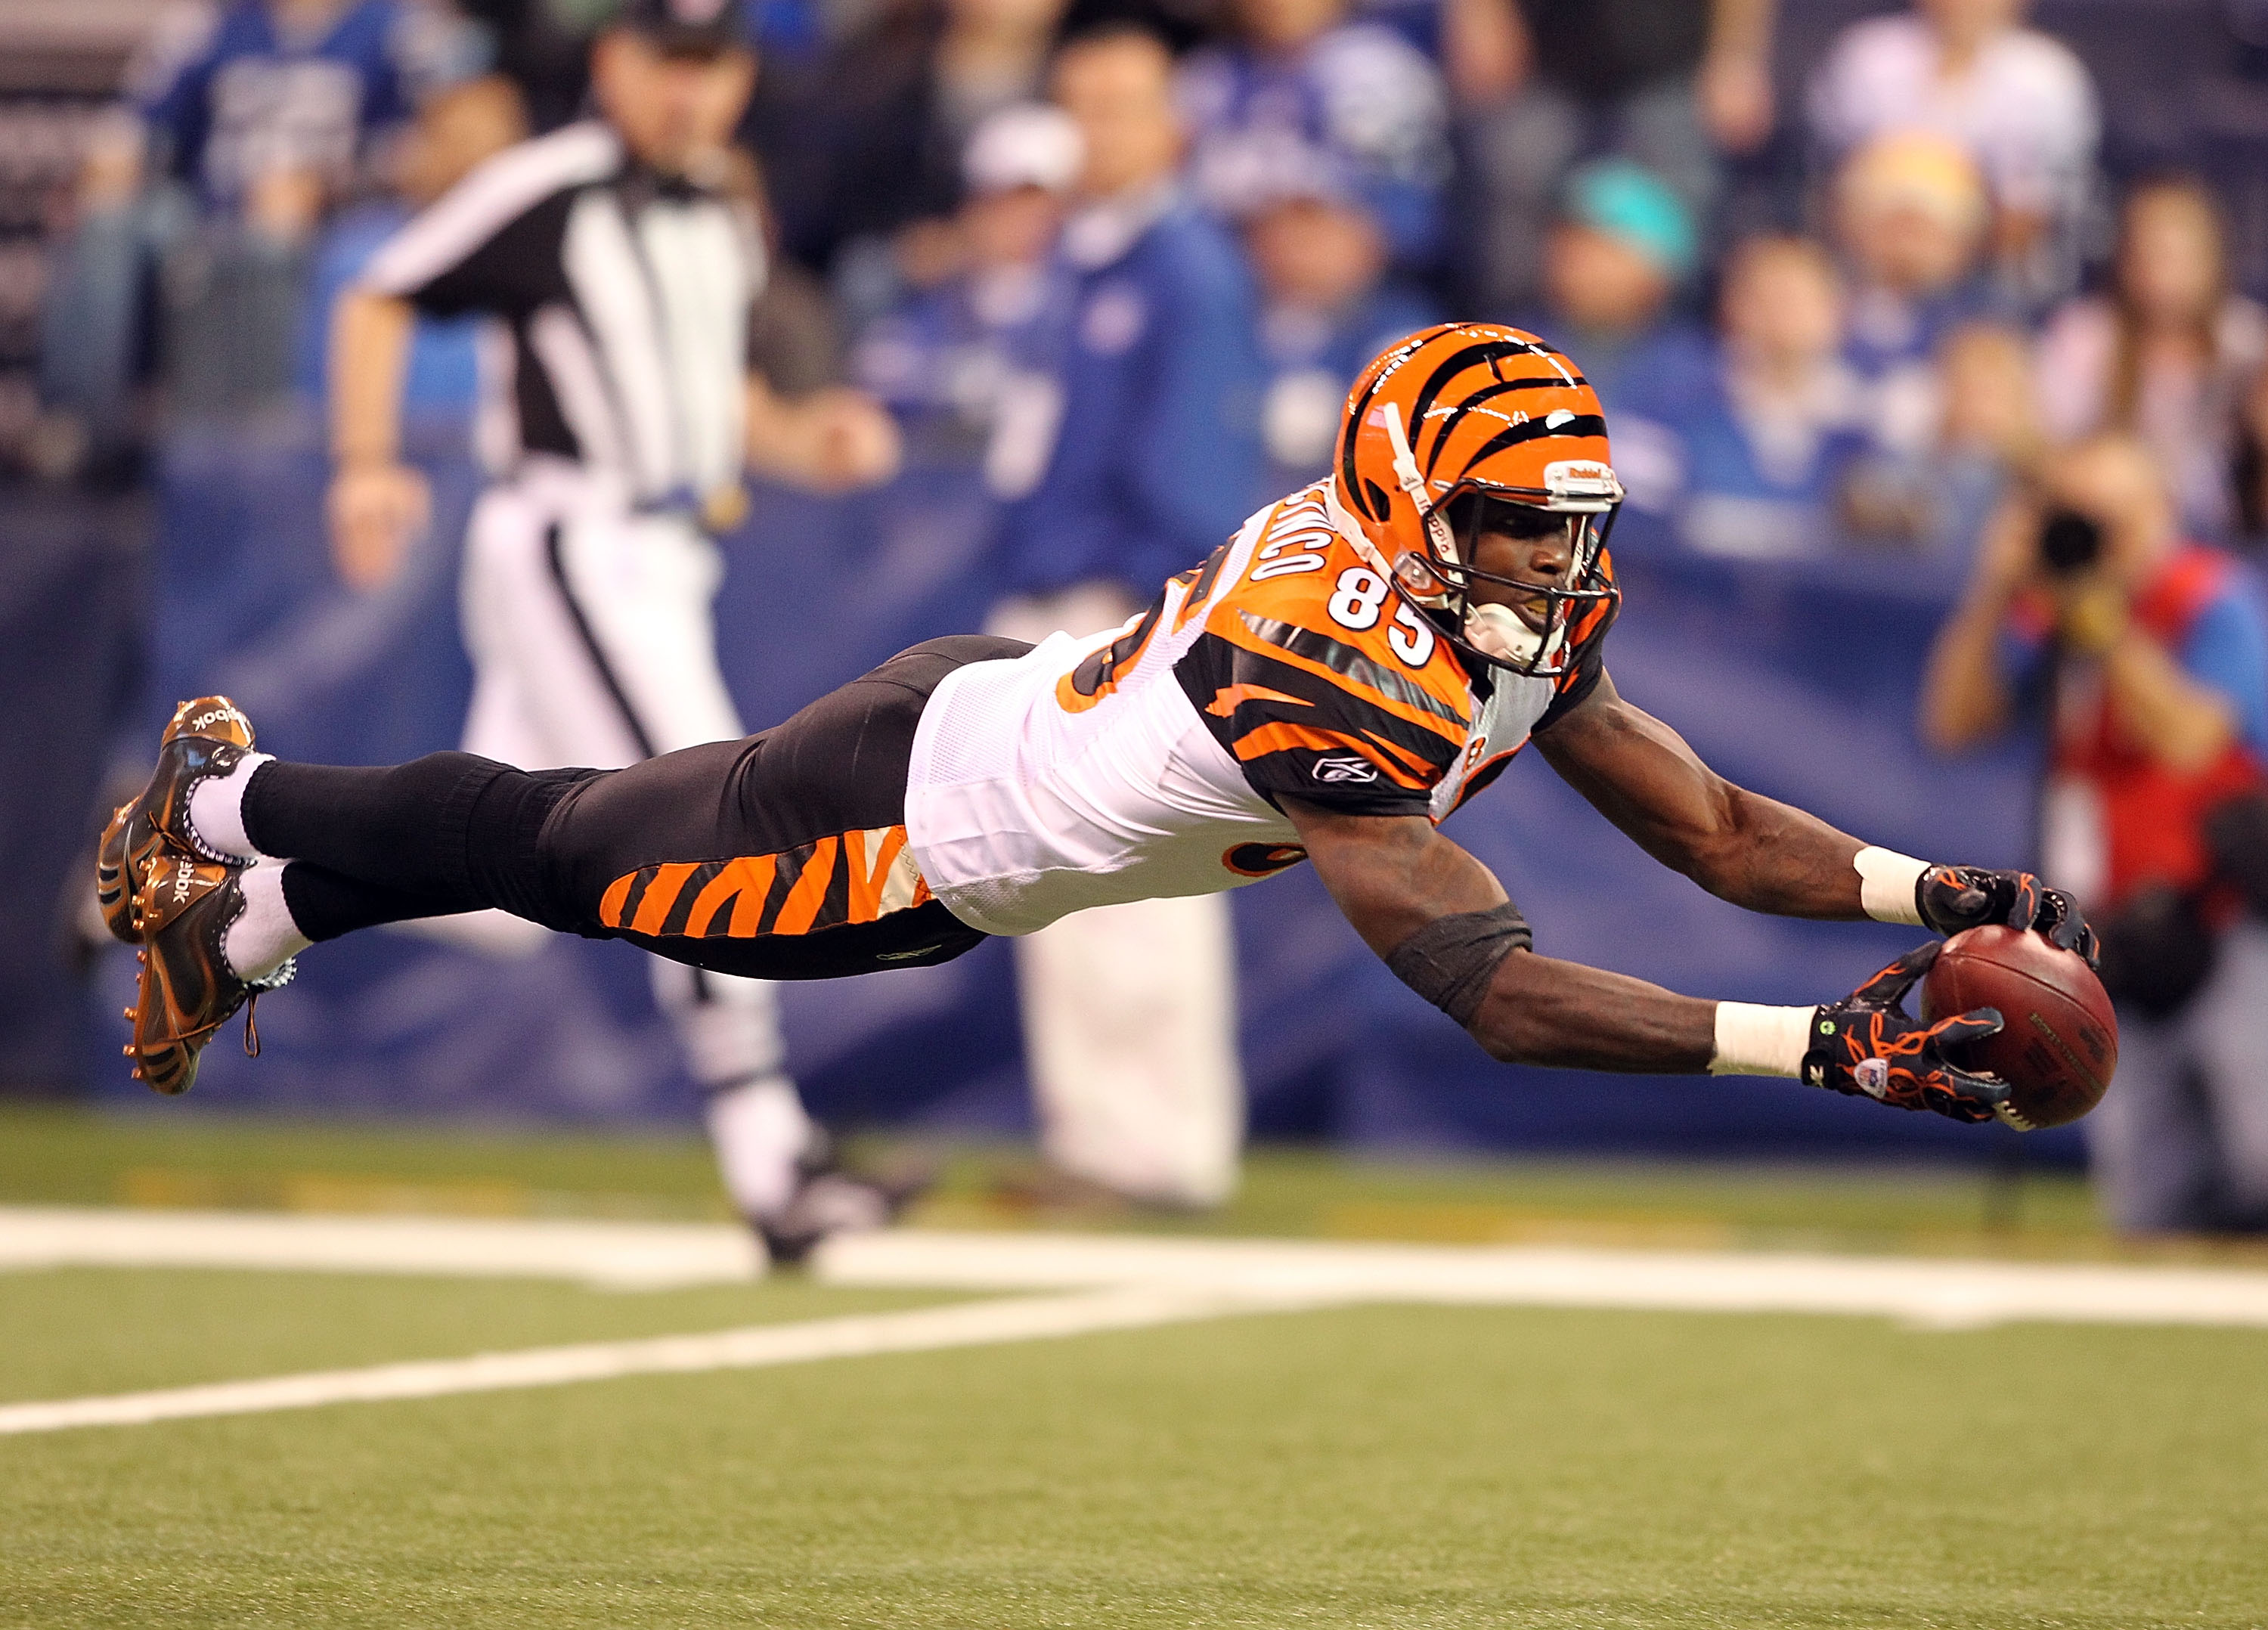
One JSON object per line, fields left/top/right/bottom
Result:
{"left": 104, "top": 324, "right": 2098, "bottom": 1175}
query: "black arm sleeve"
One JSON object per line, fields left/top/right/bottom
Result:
{"left": 1384, "top": 901, "right": 1534, "bottom": 1027}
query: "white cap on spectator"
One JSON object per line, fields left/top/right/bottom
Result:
{"left": 964, "top": 104, "right": 1084, "bottom": 196}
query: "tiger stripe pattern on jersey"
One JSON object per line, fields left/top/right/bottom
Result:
{"left": 1172, "top": 485, "right": 1474, "bottom": 815}
{"left": 1167, "top": 478, "right": 1616, "bottom": 820}
{"left": 598, "top": 823, "right": 931, "bottom": 941}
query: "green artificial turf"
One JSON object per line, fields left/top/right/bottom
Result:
{"left": 3, "top": 1295, "right": 2263, "bottom": 1628}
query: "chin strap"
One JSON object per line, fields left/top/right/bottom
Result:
{"left": 1380, "top": 406, "right": 1459, "bottom": 570}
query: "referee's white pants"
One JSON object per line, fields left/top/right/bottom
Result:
{"left": 416, "top": 480, "right": 789, "bottom": 1102}
{"left": 987, "top": 585, "right": 1245, "bottom": 1209}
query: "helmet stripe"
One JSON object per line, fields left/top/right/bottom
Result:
{"left": 1337, "top": 327, "right": 1446, "bottom": 519}
{"left": 1456, "top": 412, "right": 1610, "bottom": 477}
{"left": 1420, "top": 374, "right": 1594, "bottom": 479}
{"left": 1404, "top": 339, "right": 1560, "bottom": 472}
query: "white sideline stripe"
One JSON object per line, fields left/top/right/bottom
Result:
{"left": 0, "top": 1207, "right": 764, "bottom": 1289}
{"left": 0, "top": 1286, "right": 1327, "bottom": 1438}
{"left": 5, "top": 1207, "right": 2268, "bottom": 1329}
{"left": 824, "top": 1232, "right": 2268, "bottom": 1331}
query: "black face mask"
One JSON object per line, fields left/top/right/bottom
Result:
{"left": 1393, "top": 486, "right": 1620, "bottom": 679}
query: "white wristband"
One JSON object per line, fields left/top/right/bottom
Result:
{"left": 1709, "top": 1002, "right": 1818, "bottom": 1078}
{"left": 1854, "top": 846, "right": 1929, "bottom": 926}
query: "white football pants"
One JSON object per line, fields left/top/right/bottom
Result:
{"left": 414, "top": 473, "right": 807, "bottom": 1214}
{"left": 986, "top": 584, "right": 1245, "bottom": 1208}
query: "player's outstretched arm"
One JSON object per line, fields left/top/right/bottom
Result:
{"left": 1532, "top": 670, "right": 2099, "bottom": 961}
{"left": 1532, "top": 669, "right": 1867, "bottom": 919}
{"left": 1283, "top": 798, "right": 2015, "bottom": 1120}
{"left": 1284, "top": 796, "right": 1718, "bottom": 1071}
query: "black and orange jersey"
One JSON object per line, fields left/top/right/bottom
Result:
{"left": 1171, "top": 481, "right": 1614, "bottom": 820}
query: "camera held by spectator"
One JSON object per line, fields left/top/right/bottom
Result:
{"left": 1922, "top": 433, "right": 2268, "bottom": 1233}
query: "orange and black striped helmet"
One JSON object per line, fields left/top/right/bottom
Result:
{"left": 1331, "top": 322, "right": 1622, "bottom": 677}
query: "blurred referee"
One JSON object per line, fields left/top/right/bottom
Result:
{"left": 325, "top": 0, "right": 904, "bottom": 1261}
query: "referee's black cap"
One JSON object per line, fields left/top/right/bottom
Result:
{"left": 611, "top": 0, "right": 748, "bottom": 56}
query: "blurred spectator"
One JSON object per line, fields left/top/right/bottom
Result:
{"left": 1840, "top": 320, "right": 2043, "bottom": 559}
{"left": 39, "top": 0, "right": 473, "bottom": 451}
{"left": 294, "top": 73, "right": 530, "bottom": 425}
{"left": 781, "top": 0, "right": 1070, "bottom": 293}
{"left": 986, "top": 25, "right": 1263, "bottom": 1210}
{"left": 137, "top": 0, "right": 456, "bottom": 214}
{"left": 1921, "top": 435, "right": 2268, "bottom": 1234}
{"left": 1615, "top": 234, "right": 1868, "bottom": 560}
{"left": 1808, "top": 0, "right": 2099, "bottom": 306}
{"left": 1178, "top": 0, "right": 1450, "bottom": 276}
{"left": 1833, "top": 132, "right": 1997, "bottom": 395}
{"left": 1457, "top": 0, "right": 1776, "bottom": 315}
{"left": 2037, "top": 177, "right": 2268, "bottom": 542}
{"left": 1523, "top": 156, "right": 1703, "bottom": 410}
{"left": 1246, "top": 180, "right": 1439, "bottom": 491}
{"left": 995, "top": 25, "right": 1266, "bottom": 596}
{"left": 854, "top": 101, "right": 1082, "bottom": 469}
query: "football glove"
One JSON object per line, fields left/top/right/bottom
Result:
{"left": 1916, "top": 865, "right": 2099, "bottom": 968}
{"left": 1803, "top": 943, "right": 2012, "bottom": 1123}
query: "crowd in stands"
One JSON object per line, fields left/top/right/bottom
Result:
{"left": 30, "top": 0, "right": 2268, "bottom": 578}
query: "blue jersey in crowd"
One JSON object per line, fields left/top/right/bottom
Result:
{"left": 1611, "top": 347, "right": 1874, "bottom": 562}
{"left": 853, "top": 265, "right": 1067, "bottom": 475}
{"left": 1256, "top": 283, "right": 1442, "bottom": 490}
{"left": 994, "top": 187, "right": 1269, "bottom": 600}
{"left": 137, "top": 0, "right": 427, "bottom": 205}
{"left": 1179, "top": 24, "right": 1450, "bottom": 271}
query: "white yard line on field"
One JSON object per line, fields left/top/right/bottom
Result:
{"left": 6, "top": 1207, "right": 2268, "bottom": 1435}
{"left": 0, "top": 1284, "right": 1336, "bottom": 1437}
{"left": 6, "top": 1205, "right": 2268, "bottom": 1328}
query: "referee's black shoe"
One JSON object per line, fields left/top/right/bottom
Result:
{"left": 754, "top": 1149, "right": 931, "bottom": 1270}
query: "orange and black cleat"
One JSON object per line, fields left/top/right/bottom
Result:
{"left": 122, "top": 851, "right": 293, "bottom": 1095}
{"left": 96, "top": 696, "right": 257, "bottom": 944}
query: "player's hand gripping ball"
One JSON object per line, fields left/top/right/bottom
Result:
{"left": 1807, "top": 944, "right": 2013, "bottom": 1123}
{"left": 1916, "top": 865, "right": 2099, "bottom": 968}
{"left": 1919, "top": 925, "right": 2118, "bottom": 1129}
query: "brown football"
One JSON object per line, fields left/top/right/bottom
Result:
{"left": 1919, "top": 925, "right": 2119, "bottom": 1129}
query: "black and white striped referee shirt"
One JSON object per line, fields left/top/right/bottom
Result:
{"left": 360, "top": 120, "right": 764, "bottom": 510}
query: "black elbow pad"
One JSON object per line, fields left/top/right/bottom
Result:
{"left": 1383, "top": 901, "right": 1532, "bottom": 1027}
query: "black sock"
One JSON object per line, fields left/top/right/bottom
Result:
{"left": 279, "top": 864, "right": 468, "bottom": 942}
{"left": 243, "top": 753, "right": 594, "bottom": 931}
